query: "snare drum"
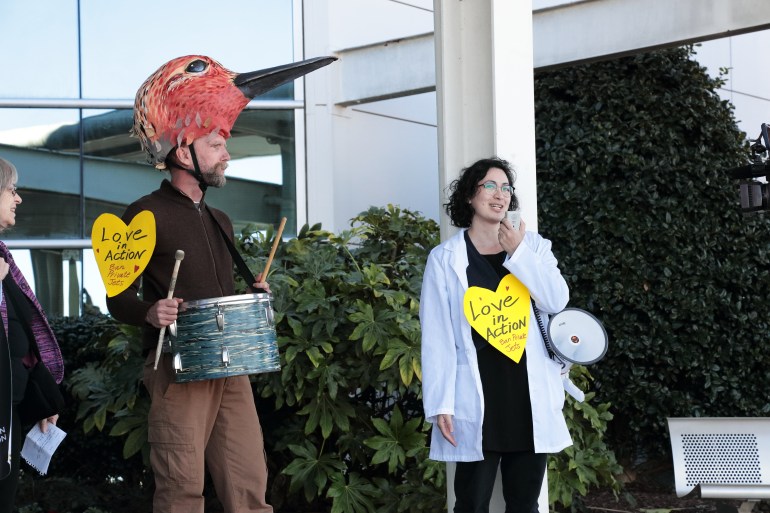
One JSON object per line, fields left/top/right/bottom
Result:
{"left": 169, "top": 293, "right": 280, "bottom": 383}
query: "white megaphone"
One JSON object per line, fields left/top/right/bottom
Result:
{"left": 546, "top": 308, "right": 608, "bottom": 365}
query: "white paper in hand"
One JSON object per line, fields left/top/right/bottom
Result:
{"left": 21, "top": 423, "right": 66, "bottom": 475}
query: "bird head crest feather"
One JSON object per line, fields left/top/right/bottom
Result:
{"left": 132, "top": 54, "right": 338, "bottom": 170}
{"left": 131, "top": 55, "right": 246, "bottom": 170}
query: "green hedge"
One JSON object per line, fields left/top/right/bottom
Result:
{"left": 534, "top": 45, "right": 770, "bottom": 462}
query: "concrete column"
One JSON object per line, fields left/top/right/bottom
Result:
{"left": 434, "top": 0, "right": 539, "bottom": 241}
{"left": 301, "top": 0, "right": 338, "bottom": 232}
{"left": 434, "top": 1, "right": 547, "bottom": 512}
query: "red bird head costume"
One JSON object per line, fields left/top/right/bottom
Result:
{"left": 132, "top": 54, "right": 336, "bottom": 170}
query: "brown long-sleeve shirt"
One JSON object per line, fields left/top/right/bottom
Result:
{"left": 106, "top": 179, "right": 236, "bottom": 351}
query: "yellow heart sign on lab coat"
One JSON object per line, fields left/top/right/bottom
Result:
{"left": 91, "top": 211, "right": 156, "bottom": 297}
{"left": 463, "top": 273, "right": 530, "bottom": 363}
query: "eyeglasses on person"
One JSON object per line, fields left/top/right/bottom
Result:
{"left": 477, "top": 181, "right": 514, "bottom": 196}
{"left": 6, "top": 186, "right": 17, "bottom": 197}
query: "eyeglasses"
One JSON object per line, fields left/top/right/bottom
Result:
{"left": 477, "top": 181, "right": 514, "bottom": 196}
{"left": 7, "top": 186, "right": 17, "bottom": 197}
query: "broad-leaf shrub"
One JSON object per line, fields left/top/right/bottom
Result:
{"left": 52, "top": 206, "right": 620, "bottom": 512}
{"left": 240, "top": 205, "right": 620, "bottom": 511}
{"left": 17, "top": 314, "right": 152, "bottom": 512}
{"left": 240, "top": 205, "right": 445, "bottom": 512}
{"left": 548, "top": 366, "right": 622, "bottom": 509}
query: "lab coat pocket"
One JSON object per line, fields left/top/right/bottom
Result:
{"left": 453, "top": 364, "right": 478, "bottom": 420}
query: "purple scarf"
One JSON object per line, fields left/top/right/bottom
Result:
{"left": 0, "top": 241, "right": 63, "bottom": 384}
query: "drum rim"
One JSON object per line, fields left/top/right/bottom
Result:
{"left": 181, "top": 292, "right": 272, "bottom": 309}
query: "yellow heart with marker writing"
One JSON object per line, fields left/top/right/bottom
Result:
{"left": 91, "top": 211, "right": 156, "bottom": 297}
{"left": 463, "top": 274, "right": 531, "bottom": 363}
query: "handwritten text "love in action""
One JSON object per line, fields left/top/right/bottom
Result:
{"left": 467, "top": 295, "right": 527, "bottom": 354}
{"left": 98, "top": 227, "right": 149, "bottom": 261}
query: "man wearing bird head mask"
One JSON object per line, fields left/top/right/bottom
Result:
{"left": 106, "top": 54, "right": 335, "bottom": 513}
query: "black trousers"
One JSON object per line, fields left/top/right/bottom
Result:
{"left": 0, "top": 406, "right": 20, "bottom": 513}
{"left": 454, "top": 450, "right": 547, "bottom": 513}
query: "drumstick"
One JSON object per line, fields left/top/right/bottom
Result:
{"left": 260, "top": 217, "right": 286, "bottom": 281}
{"left": 153, "top": 250, "right": 185, "bottom": 370}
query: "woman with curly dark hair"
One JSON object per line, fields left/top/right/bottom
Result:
{"left": 421, "top": 157, "right": 572, "bottom": 512}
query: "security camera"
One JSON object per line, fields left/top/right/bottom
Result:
{"left": 728, "top": 123, "right": 770, "bottom": 212}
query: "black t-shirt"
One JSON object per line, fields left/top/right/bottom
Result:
{"left": 464, "top": 232, "right": 534, "bottom": 452}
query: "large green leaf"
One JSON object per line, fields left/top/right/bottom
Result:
{"left": 327, "top": 472, "right": 378, "bottom": 513}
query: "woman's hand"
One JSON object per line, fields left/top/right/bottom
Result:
{"left": 498, "top": 218, "right": 526, "bottom": 256}
{"left": 38, "top": 413, "right": 59, "bottom": 433}
{"left": 437, "top": 414, "right": 457, "bottom": 447}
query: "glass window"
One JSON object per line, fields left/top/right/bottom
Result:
{"left": 9, "top": 248, "right": 85, "bottom": 318}
{"left": 204, "top": 109, "right": 299, "bottom": 236}
{"left": 78, "top": 107, "right": 298, "bottom": 236}
{"left": 0, "top": 0, "right": 300, "bottom": 317}
{"left": 81, "top": 107, "right": 161, "bottom": 237}
{"left": 0, "top": 109, "right": 83, "bottom": 239}
{"left": 83, "top": 248, "right": 107, "bottom": 315}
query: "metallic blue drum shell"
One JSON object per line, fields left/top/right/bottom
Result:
{"left": 170, "top": 293, "right": 280, "bottom": 383}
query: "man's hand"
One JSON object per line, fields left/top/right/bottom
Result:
{"left": 145, "top": 297, "right": 183, "bottom": 328}
{"left": 253, "top": 272, "right": 271, "bottom": 294}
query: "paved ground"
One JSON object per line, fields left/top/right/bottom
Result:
{"left": 582, "top": 481, "right": 730, "bottom": 513}
{"left": 581, "top": 477, "right": 768, "bottom": 513}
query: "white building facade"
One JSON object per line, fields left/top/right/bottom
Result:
{"left": 1, "top": 0, "right": 767, "bottom": 317}
{"left": 1, "top": 1, "right": 768, "bottom": 511}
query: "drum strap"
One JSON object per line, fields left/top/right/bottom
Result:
{"left": 206, "top": 206, "right": 264, "bottom": 294}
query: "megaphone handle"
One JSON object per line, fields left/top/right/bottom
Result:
{"left": 562, "top": 375, "right": 586, "bottom": 403}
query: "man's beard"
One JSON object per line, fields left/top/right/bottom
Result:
{"left": 202, "top": 163, "right": 227, "bottom": 188}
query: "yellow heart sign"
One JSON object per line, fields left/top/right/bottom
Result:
{"left": 463, "top": 274, "right": 531, "bottom": 363}
{"left": 91, "top": 211, "right": 156, "bottom": 297}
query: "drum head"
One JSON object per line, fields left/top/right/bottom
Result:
{"left": 547, "top": 308, "right": 608, "bottom": 365}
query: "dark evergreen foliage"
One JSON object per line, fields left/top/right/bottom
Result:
{"left": 535, "top": 46, "right": 770, "bottom": 462}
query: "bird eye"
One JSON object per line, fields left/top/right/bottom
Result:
{"left": 185, "top": 59, "right": 208, "bottom": 73}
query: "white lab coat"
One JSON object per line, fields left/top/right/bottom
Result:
{"left": 420, "top": 229, "right": 572, "bottom": 461}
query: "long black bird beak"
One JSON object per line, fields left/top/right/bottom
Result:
{"left": 234, "top": 56, "right": 337, "bottom": 98}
